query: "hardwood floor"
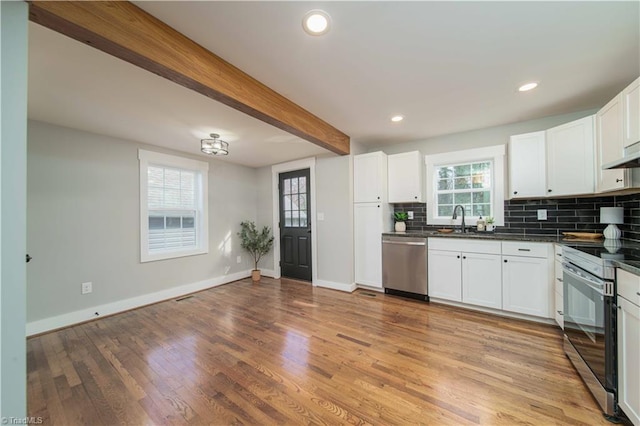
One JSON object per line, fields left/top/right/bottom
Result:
{"left": 28, "top": 277, "right": 611, "bottom": 425}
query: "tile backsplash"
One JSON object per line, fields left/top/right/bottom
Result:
{"left": 392, "top": 192, "right": 640, "bottom": 241}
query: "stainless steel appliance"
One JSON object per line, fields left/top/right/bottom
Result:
{"left": 562, "top": 245, "right": 617, "bottom": 417}
{"left": 382, "top": 236, "right": 428, "bottom": 301}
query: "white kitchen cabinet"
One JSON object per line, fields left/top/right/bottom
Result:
{"left": 623, "top": 77, "right": 640, "bottom": 148}
{"left": 617, "top": 269, "right": 640, "bottom": 426}
{"left": 554, "top": 244, "right": 564, "bottom": 329}
{"left": 428, "top": 238, "right": 502, "bottom": 309}
{"left": 354, "top": 151, "right": 387, "bottom": 203}
{"left": 546, "top": 115, "right": 595, "bottom": 197}
{"left": 354, "top": 203, "right": 388, "bottom": 288}
{"left": 388, "top": 151, "right": 424, "bottom": 203}
{"left": 428, "top": 249, "right": 462, "bottom": 301}
{"left": 596, "top": 94, "right": 631, "bottom": 192}
{"left": 502, "top": 242, "right": 552, "bottom": 318}
{"left": 462, "top": 252, "right": 502, "bottom": 310}
{"left": 508, "top": 131, "right": 546, "bottom": 198}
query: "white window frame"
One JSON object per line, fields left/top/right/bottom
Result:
{"left": 425, "top": 145, "right": 505, "bottom": 226}
{"left": 139, "top": 149, "right": 209, "bottom": 262}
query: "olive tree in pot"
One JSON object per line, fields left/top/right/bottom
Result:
{"left": 238, "top": 221, "right": 274, "bottom": 282}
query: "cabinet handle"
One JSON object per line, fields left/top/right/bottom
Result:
{"left": 513, "top": 191, "right": 518, "bottom": 195}
{"left": 619, "top": 306, "right": 622, "bottom": 310}
{"left": 518, "top": 248, "right": 531, "bottom": 252}
{"left": 548, "top": 189, "right": 552, "bottom": 193}
{"left": 377, "top": 205, "right": 380, "bottom": 208}
{"left": 557, "top": 278, "right": 563, "bottom": 282}
{"left": 637, "top": 292, "right": 640, "bottom": 296}
{"left": 377, "top": 196, "right": 380, "bottom": 200}
{"left": 504, "top": 259, "right": 508, "bottom": 263}
{"left": 462, "top": 256, "right": 466, "bottom": 259}
{"left": 557, "top": 310, "right": 563, "bottom": 315}
{"left": 616, "top": 179, "right": 623, "bottom": 183}
{"left": 414, "top": 196, "right": 418, "bottom": 199}
{"left": 557, "top": 253, "right": 562, "bottom": 257}
{"left": 457, "top": 255, "right": 460, "bottom": 259}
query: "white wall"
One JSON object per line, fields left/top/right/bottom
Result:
{"left": 1, "top": 1, "right": 28, "bottom": 418}
{"left": 255, "top": 166, "right": 274, "bottom": 271}
{"left": 367, "top": 109, "right": 597, "bottom": 156}
{"left": 315, "top": 155, "right": 354, "bottom": 289}
{"left": 27, "top": 121, "right": 258, "bottom": 331}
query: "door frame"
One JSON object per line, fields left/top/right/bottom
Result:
{"left": 271, "top": 157, "right": 317, "bottom": 284}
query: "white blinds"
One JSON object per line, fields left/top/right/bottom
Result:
{"left": 147, "top": 166, "right": 197, "bottom": 252}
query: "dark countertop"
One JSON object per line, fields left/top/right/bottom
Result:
{"left": 612, "top": 260, "right": 640, "bottom": 276}
{"left": 382, "top": 230, "right": 562, "bottom": 243}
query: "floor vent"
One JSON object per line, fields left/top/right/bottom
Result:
{"left": 175, "top": 295, "right": 194, "bottom": 302}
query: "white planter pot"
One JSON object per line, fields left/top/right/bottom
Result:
{"left": 395, "top": 221, "right": 406, "bottom": 232}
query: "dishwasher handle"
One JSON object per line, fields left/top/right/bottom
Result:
{"left": 382, "top": 240, "right": 426, "bottom": 246}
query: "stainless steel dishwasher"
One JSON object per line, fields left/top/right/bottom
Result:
{"left": 382, "top": 235, "right": 428, "bottom": 301}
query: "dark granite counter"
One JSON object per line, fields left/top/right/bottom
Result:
{"left": 612, "top": 260, "right": 640, "bottom": 276}
{"left": 382, "top": 230, "right": 562, "bottom": 243}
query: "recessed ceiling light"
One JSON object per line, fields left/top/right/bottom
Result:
{"left": 518, "top": 82, "right": 539, "bottom": 92}
{"left": 391, "top": 115, "right": 404, "bottom": 122}
{"left": 302, "top": 10, "right": 331, "bottom": 36}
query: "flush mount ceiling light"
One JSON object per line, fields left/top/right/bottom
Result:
{"left": 200, "top": 133, "right": 229, "bottom": 156}
{"left": 391, "top": 115, "right": 404, "bottom": 122}
{"left": 302, "top": 10, "right": 331, "bottom": 36}
{"left": 518, "top": 82, "right": 539, "bottom": 92}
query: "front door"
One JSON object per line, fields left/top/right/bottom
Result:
{"left": 279, "top": 169, "right": 312, "bottom": 281}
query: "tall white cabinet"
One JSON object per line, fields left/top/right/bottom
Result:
{"left": 388, "top": 151, "right": 424, "bottom": 203}
{"left": 354, "top": 152, "right": 391, "bottom": 288}
{"left": 623, "top": 77, "right": 640, "bottom": 148}
{"left": 596, "top": 94, "right": 631, "bottom": 192}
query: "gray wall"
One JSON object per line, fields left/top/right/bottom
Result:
{"left": 315, "top": 155, "right": 354, "bottom": 285}
{"left": 1, "top": 1, "right": 28, "bottom": 418}
{"left": 255, "top": 166, "right": 274, "bottom": 270}
{"left": 27, "top": 120, "right": 258, "bottom": 322}
{"left": 367, "top": 109, "right": 598, "bottom": 156}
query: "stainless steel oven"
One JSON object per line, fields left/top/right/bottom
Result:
{"left": 562, "top": 246, "right": 617, "bottom": 417}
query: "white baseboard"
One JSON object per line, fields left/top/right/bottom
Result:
{"left": 315, "top": 279, "right": 357, "bottom": 293}
{"left": 356, "top": 284, "right": 385, "bottom": 293}
{"left": 26, "top": 270, "right": 252, "bottom": 336}
{"left": 260, "top": 269, "right": 277, "bottom": 278}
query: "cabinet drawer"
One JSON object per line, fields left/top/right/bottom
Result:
{"left": 554, "top": 244, "right": 563, "bottom": 261}
{"left": 617, "top": 268, "right": 640, "bottom": 305}
{"left": 502, "top": 241, "right": 550, "bottom": 258}
{"left": 428, "top": 238, "right": 501, "bottom": 254}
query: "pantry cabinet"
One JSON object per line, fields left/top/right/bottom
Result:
{"left": 508, "top": 131, "right": 546, "bottom": 198}
{"left": 596, "top": 94, "right": 630, "bottom": 192}
{"left": 546, "top": 115, "right": 595, "bottom": 197}
{"left": 388, "top": 151, "right": 424, "bottom": 203}
{"left": 354, "top": 151, "right": 387, "bottom": 203}
{"left": 623, "top": 77, "right": 640, "bottom": 148}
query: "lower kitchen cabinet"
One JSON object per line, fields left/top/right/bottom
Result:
{"left": 502, "top": 255, "right": 552, "bottom": 318}
{"left": 354, "top": 203, "right": 388, "bottom": 288}
{"left": 462, "top": 253, "right": 502, "bottom": 310}
{"left": 428, "top": 250, "right": 462, "bottom": 301}
{"left": 554, "top": 244, "right": 564, "bottom": 329}
{"left": 617, "top": 269, "right": 640, "bottom": 426}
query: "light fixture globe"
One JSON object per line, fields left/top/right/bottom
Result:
{"left": 200, "top": 133, "right": 229, "bottom": 156}
{"left": 303, "top": 10, "right": 331, "bottom": 36}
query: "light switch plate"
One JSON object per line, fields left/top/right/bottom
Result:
{"left": 408, "top": 211, "right": 414, "bottom": 220}
{"left": 317, "top": 212, "right": 325, "bottom": 221}
{"left": 537, "top": 209, "right": 547, "bottom": 220}
{"left": 81, "top": 282, "right": 92, "bottom": 294}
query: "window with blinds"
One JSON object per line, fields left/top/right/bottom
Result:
{"left": 139, "top": 150, "right": 209, "bottom": 262}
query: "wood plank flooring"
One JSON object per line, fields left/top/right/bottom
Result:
{"left": 28, "top": 277, "right": 611, "bottom": 425}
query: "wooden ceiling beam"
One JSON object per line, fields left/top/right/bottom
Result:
{"left": 28, "top": 1, "right": 350, "bottom": 155}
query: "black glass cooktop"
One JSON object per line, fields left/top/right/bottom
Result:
{"left": 563, "top": 240, "right": 640, "bottom": 263}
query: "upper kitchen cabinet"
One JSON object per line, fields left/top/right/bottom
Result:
{"left": 388, "top": 151, "right": 424, "bottom": 203}
{"left": 354, "top": 151, "right": 387, "bottom": 203}
{"left": 546, "top": 115, "right": 595, "bottom": 197}
{"left": 596, "top": 94, "right": 631, "bottom": 192}
{"left": 508, "top": 131, "right": 546, "bottom": 198}
{"left": 622, "top": 77, "right": 640, "bottom": 148}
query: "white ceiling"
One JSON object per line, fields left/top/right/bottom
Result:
{"left": 29, "top": 1, "right": 639, "bottom": 167}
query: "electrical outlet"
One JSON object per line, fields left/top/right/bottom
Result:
{"left": 236, "top": 256, "right": 241, "bottom": 264}
{"left": 81, "top": 282, "right": 92, "bottom": 295}
{"left": 408, "top": 211, "right": 414, "bottom": 220}
{"left": 537, "top": 209, "right": 547, "bottom": 220}
{"left": 317, "top": 212, "right": 325, "bottom": 221}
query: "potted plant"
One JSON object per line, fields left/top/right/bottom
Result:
{"left": 394, "top": 211, "right": 409, "bottom": 232}
{"left": 238, "top": 221, "right": 274, "bottom": 282}
{"left": 486, "top": 217, "right": 495, "bottom": 232}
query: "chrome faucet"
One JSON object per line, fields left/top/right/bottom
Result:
{"left": 452, "top": 205, "right": 466, "bottom": 233}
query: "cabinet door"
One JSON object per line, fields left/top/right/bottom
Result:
{"left": 502, "top": 255, "right": 551, "bottom": 318}
{"left": 554, "top": 260, "right": 564, "bottom": 329}
{"left": 388, "top": 151, "right": 423, "bottom": 203}
{"left": 354, "top": 152, "right": 387, "bottom": 203}
{"left": 546, "top": 115, "right": 595, "bottom": 197}
{"left": 596, "top": 95, "right": 629, "bottom": 192}
{"left": 354, "top": 203, "right": 383, "bottom": 287}
{"left": 427, "top": 250, "right": 462, "bottom": 301}
{"left": 617, "top": 296, "right": 640, "bottom": 426}
{"left": 623, "top": 77, "right": 640, "bottom": 148}
{"left": 462, "top": 252, "right": 502, "bottom": 309}
{"left": 508, "top": 131, "right": 546, "bottom": 198}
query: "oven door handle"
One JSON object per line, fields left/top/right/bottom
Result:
{"left": 563, "top": 263, "right": 605, "bottom": 295}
